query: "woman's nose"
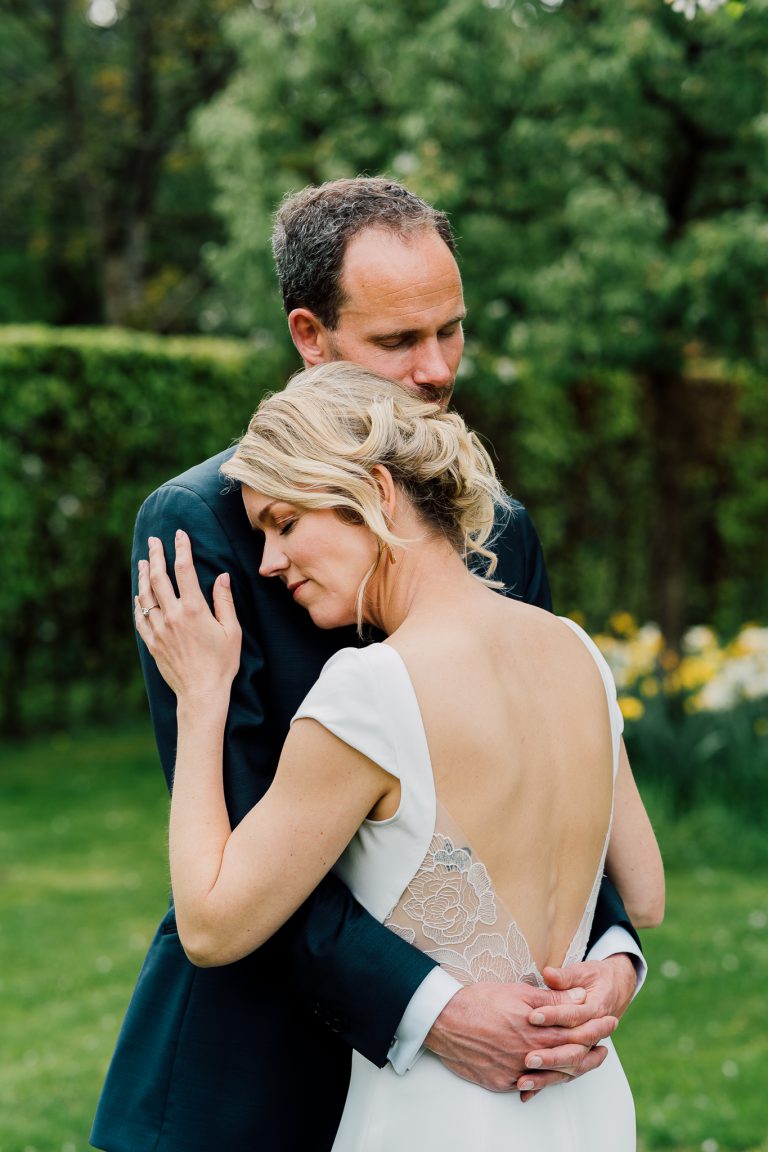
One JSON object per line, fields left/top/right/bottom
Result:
{"left": 259, "top": 536, "right": 289, "bottom": 578}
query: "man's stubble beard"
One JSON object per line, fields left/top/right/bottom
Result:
{"left": 326, "top": 336, "right": 454, "bottom": 410}
{"left": 413, "top": 382, "right": 454, "bottom": 409}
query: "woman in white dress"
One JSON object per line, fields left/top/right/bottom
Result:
{"left": 135, "top": 363, "right": 664, "bottom": 1150}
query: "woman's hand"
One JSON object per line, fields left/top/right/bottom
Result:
{"left": 134, "top": 530, "right": 242, "bottom": 702}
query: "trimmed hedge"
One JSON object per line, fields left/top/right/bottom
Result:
{"left": 1, "top": 326, "right": 766, "bottom": 736}
{"left": 0, "top": 326, "right": 289, "bottom": 735}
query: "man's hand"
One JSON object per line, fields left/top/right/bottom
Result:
{"left": 517, "top": 954, "right": 637, "bottom": 1096}
{"left": 544, "top": 953, "right": 637, "bottom": 1018}
{"left": 424, "top": 980, "right": 617, "bottom": 1094}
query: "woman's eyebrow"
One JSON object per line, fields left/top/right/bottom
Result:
{"left": 248, "top": 500, "right": 277, "bottom": 529}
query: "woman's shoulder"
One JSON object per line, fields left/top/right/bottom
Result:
{"left": 297, "top": 643, "right": 401, "bottom": 714}
{"left": 316, "top": 641, "right": 392, "bottom": 677}
{"left": 291, "top": 644, "right": 410, "bottom": 779}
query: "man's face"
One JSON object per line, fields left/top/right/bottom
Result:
{"left": 317, "top": 227, "right": 466, "bottom": 410}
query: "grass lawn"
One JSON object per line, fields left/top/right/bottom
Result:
{"left": 1, "top": 726, "right": 767, "bottom": 1152}
{"left": 1, "top": 727, "right": 168, "bottom": 1152}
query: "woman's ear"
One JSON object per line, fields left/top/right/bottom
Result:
{"left": 371, "top": 464, "right": 397, "bottom": 523}
{"left": 288, "top": 309, "right": 333, "bottom": 366}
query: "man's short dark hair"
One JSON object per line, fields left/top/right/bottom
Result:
{"left": 272, "top": 177, "right": 457, "bottom": 330}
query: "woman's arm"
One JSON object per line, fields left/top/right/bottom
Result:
{"left": 132, "top": 489, "right": 437, "bottom": 1069}
{"left": 605, "top": 743, "right": 665, "bottom": 929}
{"left": 172, "top": 713, "right": 397, "bottom": 965}
{"left": 136, "top": 530, "right": 397, "bottom": 967}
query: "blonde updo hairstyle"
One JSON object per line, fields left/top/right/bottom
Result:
{"left": 221, "top": 363, "right": 510, "bottom": 628}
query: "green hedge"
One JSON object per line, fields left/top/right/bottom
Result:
{"left": 0, "top": 326, "right": 288, "bottom": 735}
{"left": 1, "top": 326, "right": 766, "bottom": 736}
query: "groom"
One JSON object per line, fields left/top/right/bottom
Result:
{"left": 91, "top": 178, "right": 644, "bottom": 1152}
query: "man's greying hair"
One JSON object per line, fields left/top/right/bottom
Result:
{"left": 271, "top": 177, "right": 457, "bottom": 330}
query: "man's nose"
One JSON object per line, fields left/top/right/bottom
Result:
{"left": 259, "top": 538, "right": 289, "bottom": 578}
{"left": 412, "top": 339, "right": 453, "bottom": 388}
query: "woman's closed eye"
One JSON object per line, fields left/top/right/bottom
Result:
{"left": 277, "top": 518, "right": 296, "bottom": 536}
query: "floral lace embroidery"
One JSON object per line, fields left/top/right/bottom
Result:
{"left": 401, "top": 835, "right": 496, "bottom": 947}
{"left": 386, "top": 922, "right": 416, "bottom": 945}
{"left": 384, "top": 831, "right": 546, "bottom": 987}
{"left": 385, "top": 820, "right": 607, "bottom": 989}
{"left": 428, "top": 925, "right": 540, "bottom": 987}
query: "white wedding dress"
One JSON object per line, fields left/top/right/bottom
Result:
{"left": 293, "top": 621, "right": 635, "bottom": 1151}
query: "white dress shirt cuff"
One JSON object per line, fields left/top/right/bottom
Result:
{"left": 586, "top": 926, "right": 647, "bottom": 998}
{"left": 388, "top": 968, "right": 463, "bottom": 1074}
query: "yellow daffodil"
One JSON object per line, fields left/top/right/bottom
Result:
{"left": 609, "top": 611, "right": 637, "bottom": 637}
{"left": 618, "top": 696, "right": 645, "bottom": 721}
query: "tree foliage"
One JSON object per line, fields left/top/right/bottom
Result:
{"left": 197, "top": 0, "right": 768, "bottom": 637}
{"left": 2, "top": 1, "right": 766, "bottom": 642}
{"left": 0, "top": 326, "right": 283, "bottom": 736}
{"left": 2, "top": 321, "right": 765, "bottom": 737}
{"left": 0, "top": 0, "right": 242, "bottom": 328}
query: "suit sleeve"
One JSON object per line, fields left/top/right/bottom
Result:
{"left": 133, "top": 479, "right": 436, "bottom": 1068}
{"left": 493, "top": 501, "right": 552, "bottom": 611}
{"left": 587, "top": 875, "right": 640, "bottom": 951}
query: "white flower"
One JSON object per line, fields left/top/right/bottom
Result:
{"left": 682, "top": 625, "right": 718, "bottom": 654}
{"left": 666, "top": 0, "right": 727, "bottom": 19}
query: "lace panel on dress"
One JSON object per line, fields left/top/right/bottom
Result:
{"left": 384, "top": 803, "right": 611, "bottom": 988}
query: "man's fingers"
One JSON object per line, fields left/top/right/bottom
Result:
{"left": 517, "top": 1044, "right": 609, "bottom": 1092}
{"left": 519, "top": 1087, "right": 541, "bottom": 1103}
{"left": 426, "top": 981, "right": 619, "bottom": 1095}
{"left": 530, "top": 1013, "right": 618, "bottom": 1052}
{"left": 529, "top": 1000, "right": 600, "bottom": 1029}
{"left": 437, "top": 1057, "right": 525, "bottom": 1094}
{"left": 528, "top": 984, "right": 587, "bottom": 1012}
{"left": 526, "top": 1042, "right": 597, "bottom": 1073}
{"left": 568, "top": 1014, "right": 618, "bottom": 1049}
{"left": 517, "top": 1068, "right": 576, "bottom": 1092}
{"left": 541, "top": 956, "right": 638, "bottom": 1021}
{"left": 541, "top": 964, "right": 576, "bottom": 991}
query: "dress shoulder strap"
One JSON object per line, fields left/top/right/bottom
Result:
{"left": 558, "top": 617, "right": 624, "bottom": 777}
{"left": 291, "top": 645, "right": 400, "bottom": 779}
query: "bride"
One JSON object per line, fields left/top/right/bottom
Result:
{"left": 135, "top": 362, "right": 663, "bottom": 1150}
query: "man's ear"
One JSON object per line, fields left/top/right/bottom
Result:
{"left": 288, "top": 308, "right": 333, "bottom": 366}
{"left": 371, "top": 464, "right": 398, "bottom": 522}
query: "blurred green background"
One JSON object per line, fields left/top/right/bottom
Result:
{"left": 1, "top": 0, "right": 766, "bottom": 1149}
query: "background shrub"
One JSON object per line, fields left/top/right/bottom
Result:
{"left": 2, "top": 325, "right": 766, "bottom": 738}
{"left": 0, "top": 325, "right": 287, "bottom": 735}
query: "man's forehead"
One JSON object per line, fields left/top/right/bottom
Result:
{"left": 339, "top": 226, "right": 464, "bottom": 326}
{"left": 341, "top": 224, "right": 457, "bottom": 277}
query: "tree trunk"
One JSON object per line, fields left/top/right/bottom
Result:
{"left": 644, "top": 372, "right": 689, "bottom": 646}
{"left": 103, "top": 217, "right": 149, "bottom": 327}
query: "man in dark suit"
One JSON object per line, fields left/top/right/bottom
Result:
{"left": 91, "top": 178, "right": 644, "bottom": 1152}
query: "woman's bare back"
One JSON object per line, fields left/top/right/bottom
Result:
{"left": 386, "top": 594, "right": 616, "bottom": 974}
